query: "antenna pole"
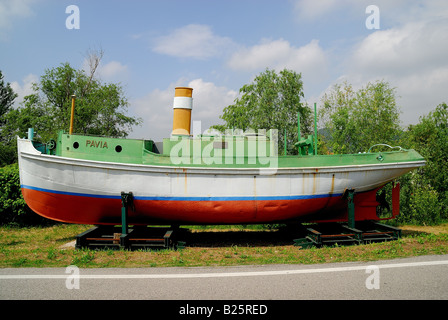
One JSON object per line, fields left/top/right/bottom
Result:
{"left": 69, "top": 95, "right": 76, "bottom": 135}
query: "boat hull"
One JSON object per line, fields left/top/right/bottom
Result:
{"left": 18, "top": 138, "right": 425, "bottom": 225}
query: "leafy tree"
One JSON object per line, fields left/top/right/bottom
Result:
{"left": 396, "top": 171, "right": 442, "bottom": 225}
{"left": 397, "top": 102, "right": 448, "bottom": 224}
{"left": 0, "top": 54, "right": 143, "bottom": 224}
{"left": 0, "top": 71, "right": 18, "bottom": 166}
{"left": 0, "top": 70, "right": 17, "bottom": 122}
{"left": 407, "top": 103, "right": 448, "bottom": 196}
{"left": 217, "top": 68, "right": 312, "bottom": 154}
{"left": 320, "top": 80, "right": 401, "bottom": 154}
{"left": 5, "top": 60, "right": 141, "bottom": 147}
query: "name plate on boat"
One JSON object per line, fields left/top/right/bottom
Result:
{"left": 86, "top": 139, "right": 109, "bottom": 149}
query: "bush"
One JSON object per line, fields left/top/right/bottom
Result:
{"left": 0, "top": 164, "right": 52, "bottom": 226}
{"left": 389, "top": 103, "right": 447, "bottom": 226}
{"left": 408, "top": 185, "right": 442, "bottom": 225}
{"left": 397, "top": 176, "right": 442, "bottom": 225}
{"left": 0, "top": 164, "right": 26, "bottom": 218}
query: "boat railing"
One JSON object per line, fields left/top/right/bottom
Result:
{"left": 367, "top": 144, "right": 406, "bottom": 153}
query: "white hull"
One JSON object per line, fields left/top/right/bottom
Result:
{"left": 17, "top": 138, "right": 425, "bottom": 224}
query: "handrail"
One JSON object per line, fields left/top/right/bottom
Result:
{"left": 368, "top": 144, "right": 406, "bottom": 153}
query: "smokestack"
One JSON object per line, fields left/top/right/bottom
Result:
{"left": 171, "top": 87, "right": 193, "bottom": 136}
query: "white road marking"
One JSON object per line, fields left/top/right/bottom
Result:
{"left": 1, "top": 260, "right": 447, "bottom": 280}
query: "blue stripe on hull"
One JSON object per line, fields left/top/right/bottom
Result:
{"left": 21, "top": 184, "right": 343, "bottom": 202}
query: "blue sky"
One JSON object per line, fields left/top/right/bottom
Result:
{"left": 1, "top": 0, "right": 447, "bottom": 141}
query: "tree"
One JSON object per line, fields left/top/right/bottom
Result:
{"left": 407, "top": 103, "right": 448, "bottom": 195}
{"left": 217, "top": 68, "right": 312, "bottom": 154}
{"left": 0, "top": 57, "right": 143, "bottom": 225}
{"left": 0, "top": 71, "right": 17, "bottom": 123}
{"left": 0, "top": 71, "right": 18, "bottom": 166}
{"left": 320, "top": 80, "right": 402, "bottom": 154}
{"left": 6, "top": 60, "right": 141, "bottom": 146}
{"left": 398, "top": 102, "right": 448, "bottom": 224}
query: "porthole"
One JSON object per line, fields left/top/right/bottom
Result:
{"left": 115, "top": 145, "right": 122, "bottom": 153}
{"left": 73, "top": 142, "right": 79, "bottom": 149}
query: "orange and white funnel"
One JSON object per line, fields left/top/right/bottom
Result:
{"left": 171, "top": 87, "right": 193, "bottom": 136}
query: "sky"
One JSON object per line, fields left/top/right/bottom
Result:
{"left": 1, "top": 0, "right": 447, "bottom": 141}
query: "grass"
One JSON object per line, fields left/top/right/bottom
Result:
{"left": 0, "top": 223, "right": 447, "bottom": 268}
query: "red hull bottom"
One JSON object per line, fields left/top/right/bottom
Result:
{"left": 21, "top": 186, "right": 398, "bottom": 225}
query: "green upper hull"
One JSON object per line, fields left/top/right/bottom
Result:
{"left": 41, "top": 131, "right": 425, "bottom": 169}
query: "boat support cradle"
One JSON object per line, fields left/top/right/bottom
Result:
{"left": 293, "top": 221, "right": 402, "bottom": 249}
{"left": 293, "top": 189, "right": 402, "bottom": 249}
{"left": 75, "top": 192, "right": 186, "bottom": 250}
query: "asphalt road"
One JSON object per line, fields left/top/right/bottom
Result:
{"left": 1, "top": 255, "right": 447, "bottom": 317}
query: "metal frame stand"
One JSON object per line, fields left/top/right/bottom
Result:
{"left": 293, "top": 188, "right": 401, "bottom": 249}
{"left": 347, "top": 189, "right": 355, "bottom": 229}
{"left": 75, "top": 192, "right": 185, "bottom": 250}
{"left": 293, "top": 221, "right": 401, "bottom": 249}
{"left": 119, "top": 192, "right": 132, "bottom": 248}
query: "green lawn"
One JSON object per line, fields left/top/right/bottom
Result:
{"left": 1, "top": 223, "right": 447, "bottom": 268}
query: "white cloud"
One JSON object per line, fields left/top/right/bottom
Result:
{"left": 323, "top": 3, "right": 448, "bottom": 126}
{"left": 227, "top": 38, "right": 328, "bottom": 83}
{"left": 129, "top": 85, "right": 175, "bottom": 140}
{"left": 350, "top": 20, "right": 448, "bottom": 77}
{"left": 0, "top": 0, "right": 36, "bottom": 40}
{"left": 293, "top": 0, "right": 340, "bottom": 21}
{"left": 129, "top": 79, "right": 237, "bottom": 141}
{"left": 98, "top": 61, "right": 129, "bottom": 80}
{"left": 82, "top": 59, "right": 129, "bottom": 82}
{"left": 187, "top": 78, "right": 237, "bottom": 124}
{"left": 153, "top": 24, "right": 235, "bottom": 60}
{"left": 292, "top": 0, "right": 412, "bottom": 23}
{"left": 396, "top": 66, "right": 448, "bottom": 124}
{"left": 10, "top": 73, "right": 39, "bottom": 107}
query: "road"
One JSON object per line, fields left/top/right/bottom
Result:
{"left": 1, "top": 255, "right": 447, "bottom": 317}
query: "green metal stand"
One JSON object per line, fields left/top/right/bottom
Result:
{"left": 293, "top": 188, "right": 402, "bottom": 249}
{"left": 75, "top": 191, "right": 185, "bottom": 250}
{"left": 293, "top": 221, "right": 401, "bottom": 249}
{"left": 120, "top": 192, "right": 133, "bottom": 248}
{"left": 293, "top": 223, "right": 362, "bottom": 248}
{"left": 347, "top": 189, "right": 355, "bottom": 229}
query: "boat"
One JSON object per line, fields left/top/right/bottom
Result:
{"left": 17, "top": 87, "right": 425, "bottom": 226}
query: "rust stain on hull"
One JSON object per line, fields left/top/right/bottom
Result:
{"left": 330, "top": 174, "right": 335, "bottom": 195}
{"left": 253, "top": 175, "right": 257, "bottom": 219}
